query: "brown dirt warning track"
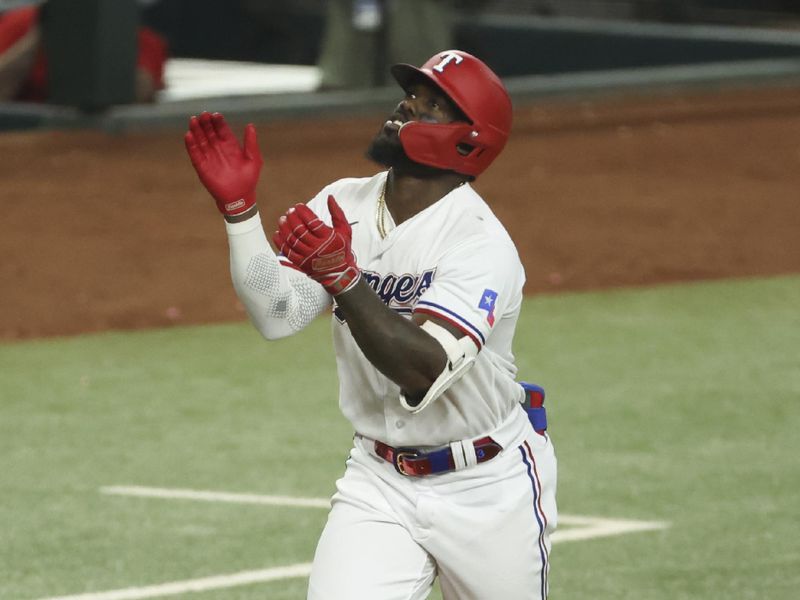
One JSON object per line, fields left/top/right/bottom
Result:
{"left": 1, "top": 84, "right": 799, "bottom": 340}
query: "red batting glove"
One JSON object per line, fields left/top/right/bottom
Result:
{"left": 273, "top": 195, "right": 361, "bottom": 296}
{"left": 184, "top": 111, "right": 263, "bottom": 217}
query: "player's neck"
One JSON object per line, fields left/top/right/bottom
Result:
{"left": 384, "top": 169, "right": 467, "bottom": 225}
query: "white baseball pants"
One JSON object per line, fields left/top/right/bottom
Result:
{"left": 307, "top": 405, "right": 558, "bottom": 599}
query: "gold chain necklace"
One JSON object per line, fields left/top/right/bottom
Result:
{"left": 376, "top": 171, "right": 467, "bottom": 239}
{"left": 376, "top": 170, "right": 391, "bottom": 240}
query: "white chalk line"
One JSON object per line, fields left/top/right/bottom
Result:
{"left": 100, "top": 485, "right": 669, "bottom": 540}
{"left": 35, "top": 485, "right": 669, "bottom": 600}
{"left": 101, "top": 485, "right": 331, "bottom": 509}
{"left": 552, "top": 516, "right": 668, "bottom": 543}
{"left": 37, "top": 564, "right": 312, "bottom": 600}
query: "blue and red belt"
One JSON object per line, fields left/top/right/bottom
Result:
{"left": 373, "top": 382, "right": 548, "bottom": 477}
{"left": 373, "top": 436, "right": 503, "bottom": 476}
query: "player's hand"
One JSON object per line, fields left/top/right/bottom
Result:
{"left": 273, "top": 195, "right": 361, "bottom": 296}
{"left": 184, "top": 112, "right": 263, "bottom": 217}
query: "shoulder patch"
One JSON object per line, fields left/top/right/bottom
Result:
{"left": 478, "top": 289, "right": 498, "bottom": 326}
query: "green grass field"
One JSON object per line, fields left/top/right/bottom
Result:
{"left": 2, "top": 275, "right": 799, "bottom": 600}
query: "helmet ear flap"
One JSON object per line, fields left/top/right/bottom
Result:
{"left": 456, "top": 125, "right": 506, "bottom": 171}
{"left": 399, "top": 121, "right": 483, "bottom": 177}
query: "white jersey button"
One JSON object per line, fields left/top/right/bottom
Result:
{"left": 395, "top": 420, "right": 405, "bottom": 429}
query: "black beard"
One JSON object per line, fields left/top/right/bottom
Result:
{"left": 365, "top": 129, "right": 449, "bottom": 179}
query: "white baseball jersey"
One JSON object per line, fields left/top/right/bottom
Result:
{"left": 282, "top": 170, "right": 526, "bottom": 447}
{"left": 225, "top": 169, "right": 556, "bottom": 600}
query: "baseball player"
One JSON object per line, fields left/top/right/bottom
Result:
{"left": 185, "top": 49, "right": 557, "bottom": 600}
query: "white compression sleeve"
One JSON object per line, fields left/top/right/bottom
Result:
{"left": 225, "top": 212, "right": 331, "bottom": 340}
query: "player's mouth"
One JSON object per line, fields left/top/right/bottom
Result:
{"left": 382, "top": 118, "right": 405, "bottom": 135}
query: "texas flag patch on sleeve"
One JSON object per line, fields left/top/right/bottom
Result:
{"left": 478, "top": 289, "right": 498, "bottom": 326}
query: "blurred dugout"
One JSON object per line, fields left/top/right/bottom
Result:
{"left": 0, "top": 0, "right": 167, "bottom": 108}
{"left": 315, "top": 0, "right": 456, "bottom": 90}
{"left": 469, "top": 0, "right": 800, "bottom": 25}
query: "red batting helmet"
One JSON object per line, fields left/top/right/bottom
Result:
{"left": 390, "top": 50, "right": 512, "bottom": 177}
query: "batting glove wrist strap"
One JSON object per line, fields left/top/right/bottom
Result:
{"left": 273, "top": 195, "right": 361, "bottom": 296}
{"left": 325, "top": 266, "right": 362, "bottom": 296}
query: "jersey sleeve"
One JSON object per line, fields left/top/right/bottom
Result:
{"left": 413, "top": 236, "right": 524, "bottom": 349}
{"left": 226, "top": 212, "right": 331, "bottom": 340}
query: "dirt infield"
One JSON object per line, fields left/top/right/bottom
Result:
{"left": 2, "top": 84, "right": 799, "bottom": 340}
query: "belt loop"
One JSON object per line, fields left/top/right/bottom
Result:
{"left": 449, "top": 441, "right": 467, "bottom": 470}
{"left": 464, "top": 440, "right": 479, "bottom": 468}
